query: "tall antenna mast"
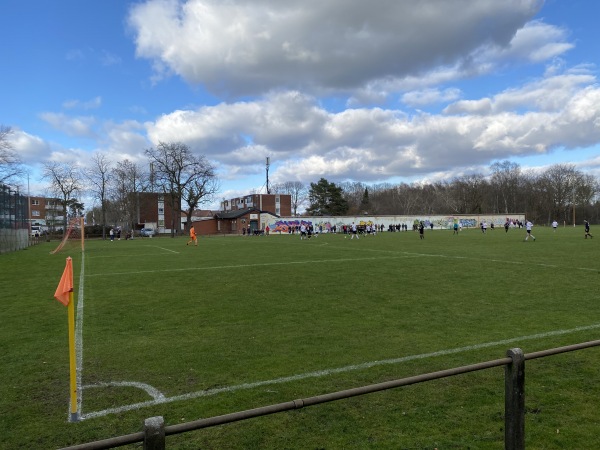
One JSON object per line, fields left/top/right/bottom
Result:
{"left": 266, "top": 156, "right": 271, "bottom": 194}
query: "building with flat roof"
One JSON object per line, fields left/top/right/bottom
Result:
{"left": 188, "top": 194, "right": 291, "bottom": 236}
{"left": 28, "top": 196, "right": 64, "bottom": 231}
{"left": 220, "top": 193, "right": 291, "bottom": 217}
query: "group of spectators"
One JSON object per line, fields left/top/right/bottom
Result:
{"left": 388, "top": 224, "right": 410, "bottom": 232}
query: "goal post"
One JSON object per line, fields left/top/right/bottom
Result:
{"left": 50, "top": 217, "right": 85, "bottom": 254}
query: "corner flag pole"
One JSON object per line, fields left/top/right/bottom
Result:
{"left": 67, "top": 289, "right": 78, "bottom": 421}
{"left": 54, "top": 257, "right": 79, "bottom": 422}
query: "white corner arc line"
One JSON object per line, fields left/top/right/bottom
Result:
{"left": 83, "top": 381, "right": 166, "bottom": 401}
{"left": 80, "top": 322, "right": 600, "bottom": 420}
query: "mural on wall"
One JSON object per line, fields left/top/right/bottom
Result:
{"left": 270, "top": 219, "right": 313, "bottom": 233}
{"left": 262, "top": 214, "right": 525, "bottom": 233}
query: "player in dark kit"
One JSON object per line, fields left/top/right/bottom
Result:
{"left": 584, "top": 220, "right": 593, "bottom": 239}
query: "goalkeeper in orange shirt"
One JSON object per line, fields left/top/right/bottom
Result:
{"left": 187, "top": 225, "right": 198, "bottom": 246}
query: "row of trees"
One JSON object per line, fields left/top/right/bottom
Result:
{"left": 2, "top": 124, "right": 599, "bottom": 230}
{"left": 82, "top": 142, "right": 219, "bottom": 237}
{"left": 304, "top": 161, "right": 600, "bottom": 224}
{"left": 0, "top": 127, "right": 219, "bottom": 237}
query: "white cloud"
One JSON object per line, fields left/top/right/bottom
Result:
{"left": 574, "top": 154, "right": 600, "bottom": 179}
{"left": 103, "top": 120, "right": 150, "bottom": 161}
{"left": 39, "top": 112, "right": 98, "bottom": 138}
{"left": 128, "top": 0, "right": 553, "bottom": 97}
{"left": 10, "top": 129, "right": 52, "bottom": 165}
{"left": 100, "top": 50, "right": 122, "bottom": 66}
{"left": 12, "top": 0, "right": 600, "bottom": 201}
{"left": 140, "top": 74, "right": 600, "bottom": 184}
{"left": 444, "top": 98, "right": 493, "bottom": 115}
{"left": 63, "top": 96, "right": 103, "bottom": 110}
{"left": 16, "top": 65, "right": 600, "bottom": 194}
{"left": 444, "top": 71, "right": 595, "bottom": 114}
{"left": 515, "top": 21, "right": 574, "bottom": 62}
{"left": 146, "top": 91, "right": 330, "bottom": 160}
{"left": 402, "top": 88, "right": 462, "bottom": 107}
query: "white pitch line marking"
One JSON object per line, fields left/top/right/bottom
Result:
{"left": 88, "top": 252, "right": 180, "bottom": 259}
{"left": 85, "top": 248, "right": 599, "bottom": 277}
{"left": 354, "top": 247, "right": 597, "bottom": 273}
{"left": 86, "top": 255, "right": 421, "bottom": 277}
{"left": 75, "top": 252, "right": 85, "bottom": 417}
{"left": 146, "top": 245, "right": 179, "bottom": 254}
{"left": 80, "top": 322, "right": 600, "bottom": 420}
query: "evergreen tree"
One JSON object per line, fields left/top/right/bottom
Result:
{"left": 360, "top": 187, "right": 370, "bottom": 212}
{"left": 306, "top": 178, "right": 348, "bottom": 216}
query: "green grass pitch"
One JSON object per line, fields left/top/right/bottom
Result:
{"left": 1, "top": 225, "right": 599, "bottom": 449}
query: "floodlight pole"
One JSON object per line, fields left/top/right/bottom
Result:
{"left": 266, "top": 156, "right": 271, "bottom": 194}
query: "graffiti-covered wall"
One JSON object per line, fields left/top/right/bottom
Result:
{"left": 262, "top": 214, "right": 525, "bottom": 233}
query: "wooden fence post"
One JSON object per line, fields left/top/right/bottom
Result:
{"left": 144, "top": 416, "right": 165, "bottom": 450}
{"left": 505, "top": 348, "right": 525, "bottom": 450}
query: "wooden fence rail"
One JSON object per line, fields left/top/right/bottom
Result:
{"left": 59, "top": 339, "right": 600, "bottom": 450}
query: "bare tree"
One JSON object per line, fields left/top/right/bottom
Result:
{"left": 576, "top": 173, "right": 600, "bottom": 222}
{"left": 433, "top": 180, "right": 461, "bottom": 214}
{"left": 0, "top": 126, "right": 23, "bottom": 185}
{"left": 85, "top": 153, "right": 112, "bottom": 239}
{"left": 181, "top": 158, "right": 220, "bottom": 223}
{"left": 146, "top": 142, "right": 219, "bottom": 235}
{"left": 369, "top": 182, "right": 403, "bottom": 215}
{"left": 536, "top": 164, "right": 579, "bottom": 223}
{"left": 451, "top": 174, "right": 488, "bottom": 214}
{"left": 340, "top": 181, "right": 366, "bottom": 214}
{"left": 396, "top": 183, "right": 421, "bottom": 215}
{"left": 277, "top": 167, "right": 599, "bottom": 222}
{"left": 111, "top": 159, "right": 150, "bottom": 231}
{"left": 490, "top": 161, "right": 522, "bottom": 215}
{"left": 418, "top": 183, "right": 447, "bottom": 215}
{"left": 272, "top": 181, "right": 307, "bottom": 215}
{"left": 42, "top": 162, "right": 84, "bottom": 231}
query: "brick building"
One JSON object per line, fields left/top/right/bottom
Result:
{"left": 191, "top": 193, "right": 291, "bottom": 236}
{"left": 220, "top": 193, "right": 291, "bottom": 217}
{"left": 28, "top": 196, "right": 65, "bottom": 231}
{"left": 136, "top": 192, "right": 182, "bottom": 234}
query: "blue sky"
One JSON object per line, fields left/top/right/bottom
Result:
{"left": 2, "top": 0, "right": 600, "bottom": 209}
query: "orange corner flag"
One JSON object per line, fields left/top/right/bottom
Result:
{"left": 54, "top": 257, "right": 73, "bottom": 306}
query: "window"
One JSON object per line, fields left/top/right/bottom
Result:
{"left": 31, "top": 199, "right": 40, "bottom": 206}
{"left": 32, "top": 210, "right": 40, "bottom": 217}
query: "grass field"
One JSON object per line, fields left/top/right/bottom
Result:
{"left": 1, "top": 225, "right": 600, "bottom": 449}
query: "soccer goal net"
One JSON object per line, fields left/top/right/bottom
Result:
{"left": 50, "top": 217, "right": 85, "bottom": 254}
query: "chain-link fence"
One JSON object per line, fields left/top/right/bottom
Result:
{"left": 0, "top": 183, "right": 30, "bottom": 253}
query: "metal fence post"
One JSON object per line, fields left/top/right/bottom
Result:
{"left": 144, "top": 416, "right": 165, "bottom": 450}
{"left": 505, "top": 348, "right": 525, "bottom": 450}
